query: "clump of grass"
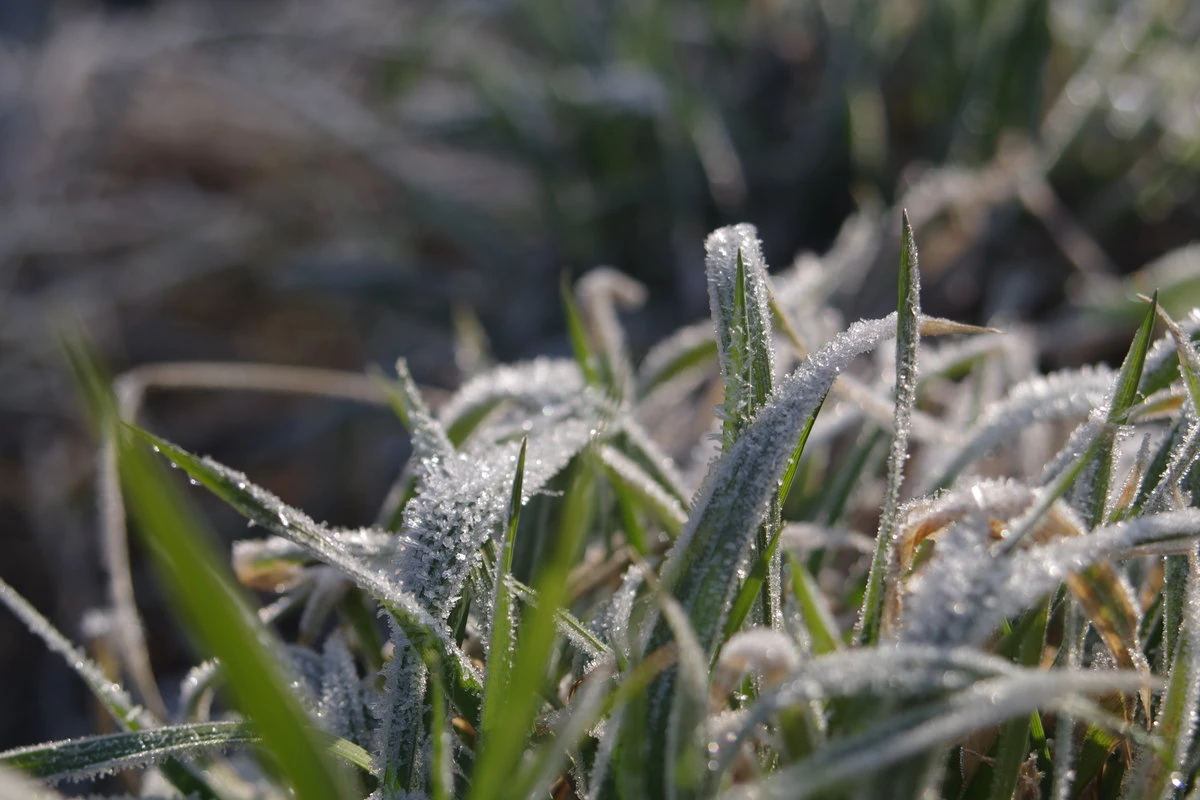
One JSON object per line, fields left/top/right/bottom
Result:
{"left": 6, "top": 213, "right": 1200, "bottom": 800}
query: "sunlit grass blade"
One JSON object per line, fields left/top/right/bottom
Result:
{"left": 0, "top": 721, "right": 371, "bottom": 785}
{"left": 473, "top": 454, "right": 594, "bottom": 800}
{"left": 787, "top": 554, "right": 842, "bottom": 655}
{"left": 425, "top": 652, "right": 453, "bottom": 800}
{"left": 65, "top": 341, "right": 350, "bottom": 800}
{"left": 857, "top": 209, "right": 922, "bottom": 646}
{"left": 1084, "top": 292, "right": 1158, "bottom": 528}
{"left": 475, "top": 437, "right": 527, "bottom": 786}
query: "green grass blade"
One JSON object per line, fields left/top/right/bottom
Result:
{"left": 0, "top": 722, "right": 258, "bottom": 784}
{"left": 787, "top": 554, "right": 842, "bottom": 655}
{"left": 65, "top": 342, "right": 350, "bottom": 800}
{"left": 474, "top": 455, "right": 595, "bottom": 800}
{"left": 1084, "top": 292, "right": 1158, "bottom": 528}
{"left": 425, "top": 652, "right": 453, "bottom": 800}
{"left": 0, "top": 721, "right": 371, "bottom": 785}
{"left": 857, "top": 209, "right": 922, "bottom": 646}
{"left": 0, "top": 577, "right": 156, "bottom": 732}
{"left": 706, "top": 227, "right": 775, "bottom": 449}
{"left": 476, "top": 437, "right": 528, "bottom": 779}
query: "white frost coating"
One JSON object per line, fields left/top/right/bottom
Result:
{"left": 396, "top": 415, "right": 600, "bottom": 619}
{"left": 371, "top": 623, "right": 427, "bottom": 789}
{"left": 1142, "top": 418, "right": 1200, "bottom": 513}
{"left": 705, "top": 223, "right": 776, "bottom": 448}
{"left": 711, "top": 644, "right": 1023, "bottom": 777}
{"left": 714, "top": 629, "right": 800, "bottom": 696}
{"left": 922, "top": 365, "right": 1116, "bottom": 491}
{"left": 393, "top": 360, "right": 453, "bottom": 475}
{"left": 723, "top": 669, "right": 1157, "bottom": 800}
{"left": 436, "top": 358, "right": 584, "bottom": 435}
{"left": 318, "top": 632, "right": 369, "bottom": 746}
{"left": 779, "top": 523, "right": 875, "bottom": 555}
{"left": 0, "top": 577, "right": 157, "bottom": 731}
{"left": 1143, "top": 305, "right": 1200, "bottom": 381}
{"left": 901, "top": 509, "right": 1200, "bottom": 648}
{"left": 661, "top": 313, "right": 899, "bottom": 655}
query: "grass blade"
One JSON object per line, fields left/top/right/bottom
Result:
{"left": 857, "top": 209, "right": 922, "bottom": 646}
{"left": 476, "top": 437, "right": 528, "bottom": 782}
{"left": 0, "top": 721, "right": 370, "bottom": 785}
{"left": 65, "top": 341, "right": 350, "bottom": 800}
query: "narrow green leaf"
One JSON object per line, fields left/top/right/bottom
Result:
{"left": 857, "top": 209, "right": 922, "bottom": 646}
{"left": 477, "top": 456, "right": 595, "bottom": 800}
{"left": 65, "top": 342, "right": 350, "bottom": 800}
{"left": 477, "top": 437, "right": 528, "bottom": 771}
{"left": 1085, "top": 292, "right": 1158, "bottom": 528}
{"left": 985, "top": 601, "right": 1050, "bottom": 800}
{"left": 787, "top": 554, "right": 842, "bottom": 655}
{"left": 426, "top": 652, "right": 453, "bottom": 800}
{"left": 0, "top": 721, "right": 371, "bottom": 784}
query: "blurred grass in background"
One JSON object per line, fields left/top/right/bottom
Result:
{"left": 0, "top": 0, "right": 1197, "bottom": 766}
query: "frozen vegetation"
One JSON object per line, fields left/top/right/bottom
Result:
{"left": 6, "top": 214, "right": 1200, "bottom": 800}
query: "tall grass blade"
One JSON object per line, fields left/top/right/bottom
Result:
{"left": 473, "top": 454, "right": 594, "bottom": 800}
{"left": 857, "top": 209, "right": 921, "bottom": 646}
{"left": 474, "top": 439, "right": 527, "bottom": 794}
{"left": 65, "top": 342, "right": 350, "bottom": 800}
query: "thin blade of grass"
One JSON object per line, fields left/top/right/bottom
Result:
{"left": 127, "top": 427, "right": 484, "bottom": 724}
{"left": 857, "top": 209, "right": 922, "bottom": 646}
{"left": 476, "top": 437, "right": 528, "bottom": 779}
{"left": 65, "top": 341, "right": 350, "bottom": 800}
{"left": 474, "top": 455, "right": 595, "bottom": 800}
{"left": 0, "top": 721, "right": 371, "bottom": 785}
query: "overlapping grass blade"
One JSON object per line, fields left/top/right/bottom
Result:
{"left": 126, "top": 427, "right": 484, "bottom": 724}
{"left": 857, "top": 209, "right": 922, "bottom": 646}
{"left": 474, "top": 439, "right": 527, "bottom": 795}
{"left": 0, "top": 721, "right": 371, "bottom": 785}
{"left": 472, "top": 453, "right": 594, "bottom": 800}
{"left": 722, "top": 671, "right": 1156, "bottom": 800}
{"left": 65, "top": 342, "right": 350, "bottom": 800}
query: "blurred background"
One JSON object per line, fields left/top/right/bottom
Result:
{"left": 1, "top": 0, "right": 1198, "bottom": 775}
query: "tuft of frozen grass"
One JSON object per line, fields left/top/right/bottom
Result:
{"left": 15, "top": 216, "right": 1200, "bottom": 800}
